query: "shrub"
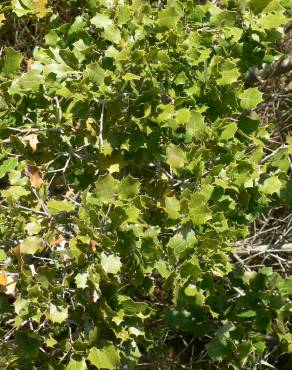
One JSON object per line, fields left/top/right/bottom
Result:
{"left": 0, "top": 1, "right": 291, "bottom": 368}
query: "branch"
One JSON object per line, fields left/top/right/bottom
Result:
{"left": 245, "top": 54, "right": 292, "bottom": 86}
{"left": 236, "top": 243, "right": 292, "bottom": 255}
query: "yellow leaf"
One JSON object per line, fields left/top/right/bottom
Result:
{"left": 0, "top": 271, "right": 17, "bottom": 296}
{"left": 31, "top": 0, "right": 48, "bottom": 18}
{"left": 0, "top": 271, "right": 7, "bottom": 286}
{"left": 0, "top": 13, "right": 6, "bottom": 29}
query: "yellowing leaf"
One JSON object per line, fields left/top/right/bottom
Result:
{"left": 31, "top": 0, "right": 48, "bottom": 18}
{"left": 0, "top": 271, "right": 17, "bottom": 296}
{"left": 0, "top": 14, "right": 5, "bottom": 29}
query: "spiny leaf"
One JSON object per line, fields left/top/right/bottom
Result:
{"left": 47, "top": 199, "right": 76, "bottom": 215}
{"left": 240, "top": 88, "right": 263, "bottom": 110}
{"left": 87, "top": 345, "right": 120, "bottom": 370}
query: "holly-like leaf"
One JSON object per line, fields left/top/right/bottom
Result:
{"left": 164, "top": 196, "right": 181, "bottom": 219}
{"left": 91, "top": 13, "right": 113, "bottom": 28}
{"left": 189, "top": 194, "right": 212, "bottom": 226}
{"left": 220, "top": 123, "right": 237, "bottom": 141}
{"left": 166, "top": 144, "right": 187, "bottom": 170}
{"left": 258, "top": 12, "right": 287, "bottom": 29}
{"left": 95, "top": 174, "right": 118, "bottom": 203}
{"left": 66, "top": 358, "right": 87, "bottom": 370}
{"left": 157, "top": 7, "right": 181, "bottom": 29}
{"left": 75, "top": 273, "right": 88, "bottom": 289}
{"left": 101, "top": 253, "right": 121, "bottom": 275}
{"left": 48, "top": 304, "right": 68, "bottom": 324}
{"left": 260, "top": 176, "right": 282, "bottom": 194}
{"left": 47, "top": 199, "right": 76, "bottom": 215}
{"left": 0, "top": 158, "right": 18, "bottom": 179}
{"left": 87, "top": 344, "right": 120, "bottom": 370}
{"left": 240, "top": 88, "right": 263, "bottom": 110}
{"left": 217, "top": 68, "right": 240, "bottom": 85}
{"left": 1, "top": 48, "right": 23, "bottom": 77}
{"left": 186, "top": 112, "right": 206, "bottom": 138}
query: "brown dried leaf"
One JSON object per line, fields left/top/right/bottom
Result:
{"left": 22, "top": 133, "right": 39, "bottom": 152}
{"left": 25, "top": 165, "right": 43, "bottom": 189}
{"left": 89, "top": 239, "right": 97, "bottom": 253}
{"left": 50, "top": 234, "right": 65, "bottom": 248}
{"left": 65, "top": 187, "right": 75, "bottom": 197}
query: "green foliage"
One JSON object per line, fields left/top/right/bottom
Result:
{"left": 0, "top": 0, "right": 291, "bottom": 369}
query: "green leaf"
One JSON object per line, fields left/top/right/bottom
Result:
{"left": 164, "top": 196, "right": 181, "bottom": 219}
{"left": 217, "top": 68, "right": 240, "bottom": 85}
{"left": 66, "top": 358, "right": 87, "bottom": 370}
{"left": 1, "top": 185, "right": 30, "bottom": 200}
{"left": 87, "top": 344, "right": 120, "bottom": 370}
{"left": 85, "top": 63, "right": 105, "bottom": 85}
{"left": 259, "top": 12, "right": 287, "bottom": 29}
{"left": 168, "top": 231, "right": 196, "bottom": 259}
{"left": 1, "top": 48, "right": 23, "bottom": 77}
{"left": 48, "top": 304, "right": 68, "bottom": 324}
{"left": 188, "top": 194, "right": 212, "bottom": 226}
{"left": 220, "top": 122, "right": 238, "bottom": 141}
{"left": 166, "top": 144, "right": 187, "bottom": 170}
{"left": 103, "top": 25, "right": 121, "bottom": 44}
{"left": 186, "top": 111, "right": 206, "bottom": 138}
{"left": 13, "top": 70, "right": 43, "bottom": 92}
{"left": 184, "top": 284, "right": 205, "bottom": 306}
{"left": 0, "top": 158, "right": 18, "bottom": 179}
{"left": 101, "top": 252, "right": 122, "bottom": 275}
{"left": 175, "top": 109, "right": 191, "bottom": 125}
{"left": 237, "top": 310, "right": 257, "bottom": 318}
{"left": 157, "top": 7, "right": 181, "bottom": 29}
{"left": 91, "top": 13, "right": 113, "bottom": 28}
{"left": 0, "top": 250, "right": 7, "bottom": 262}
{"left": 240, "top": 88, "right": 263, "bottom": 110}
{"left": 12, "top": 0, "right": 32, "bottom": 17}
{"left": 260, "top": 176, "right": 282, "bottom": 194}
{"left": 277, "top": 277, "right": 292, "bottom": 295}
{"left": 47, "top": 199, "right": 76, "bottom": 215}
{"left": 95, "top": 174, "right": 118, "bottom": 203}
{"left": 251, "top": 0, "right": 273, "bottom": 14}
{"left": 118, "top": 176, "right": 140, "bottom": 199}
{"left": 20, "top": 237, "right": 42, "bottom": 255}
{"left": 75, "top": 273, "right": 88, "bottom": 289}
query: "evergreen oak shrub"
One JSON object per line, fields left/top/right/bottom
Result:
{"left": 0, "top": 0, "right": 291, "bottom": 369}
